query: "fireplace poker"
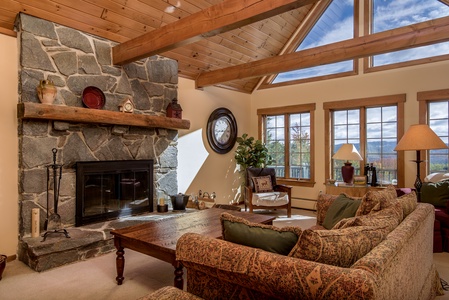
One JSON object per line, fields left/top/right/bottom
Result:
{"left": 42, "top": 148, "right": 70, "bottom": 242}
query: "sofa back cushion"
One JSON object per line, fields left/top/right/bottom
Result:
{"left": 396, "top": 191, "right": 418, "bottom": 217}
{"left": 220, "top": 212, "right": 302, "bottom": 255}
{"left": 288, "top": 225, "right": 387, "bottom": 267}
{"left": 322, "top": 194, "right": 361, "bottom": 229}
{"left": 356, "top": 185, "right": 397, "bottom": 216}
{"left": 333, "top": 201, "right": 404, "bottom": 233}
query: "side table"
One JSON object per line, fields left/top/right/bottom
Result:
{"left": 325, "top": 183, "right": 386, "bottom": 197}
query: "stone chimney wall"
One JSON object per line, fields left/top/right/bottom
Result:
{"left": 17, "top": 13, "right": 179, "bottom": 237}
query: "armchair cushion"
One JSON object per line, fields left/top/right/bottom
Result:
{"left": 220, "top": 212, "right": 302, "bottom": 255}
{"left": 421, "top": 180, "right": 449, "bottom": 208}
{"left": 252, "top": 191, "right": 289, "bottom": 207}
{"left": 252, "top": 175, "right": 273, "bottom": 192}
{"left": 322, "top": 193, "right": 361, "bottom": 230}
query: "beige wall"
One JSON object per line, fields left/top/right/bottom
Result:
{"left": 0, "top": 34, "right": 19, "bottom": 256}
{"left": 252, "top": 59, "right": 449, "bottom": 209}
{"left": 177, "top": 78, "right": 251, "bottom": 204}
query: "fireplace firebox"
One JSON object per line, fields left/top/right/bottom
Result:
{"left": 76, "top": 160, "right": 154, "bottom": 226}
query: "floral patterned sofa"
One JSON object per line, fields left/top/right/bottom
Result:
{"left": 176, "top": 186, "right": 444, "bottom": 300}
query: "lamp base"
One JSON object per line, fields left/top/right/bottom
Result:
{"left": 341, "top": 162, "right": 354, "bottom": 184}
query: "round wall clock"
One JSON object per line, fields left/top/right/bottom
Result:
{"left": 206, "top": 107, "right": 238, "bottom": 154}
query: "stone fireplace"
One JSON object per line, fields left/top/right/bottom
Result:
{"left": 16, "top": 14, "right": 183, "bottom": 270}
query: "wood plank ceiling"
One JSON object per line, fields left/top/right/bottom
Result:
{"left": 0, "top": 0, "right": 319, "bottom": 94}
{"left": 2, "top": 1, "right": 449, "bottom": 94}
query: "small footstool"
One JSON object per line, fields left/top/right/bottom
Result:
{"left": 139, "top": 286, "right": 203, "bottom": 300}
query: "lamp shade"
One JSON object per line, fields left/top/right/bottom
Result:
{"left": 394, "top": 124, "right": 447, "bottom": 151}
{"left": 332, "top": 144, "right": 363, "bottom": 161}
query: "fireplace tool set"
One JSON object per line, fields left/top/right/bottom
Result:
{"left": 42, "top": 148, "right": 70, "bottom": 242}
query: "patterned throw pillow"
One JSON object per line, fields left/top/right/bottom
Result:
{"left": 316, "top": 193, "right": 339, "bottom": 226}
{"left": 288, "top": 225, "right": 387, "bottom": 267}
{"left": 252, "top": 175, "right": 273, "bottom": 193}
{"left": 356, "top": 185, "right": 397, "bottom": 216}
{"left": 221, "top": 212, "right": 302, "bottom": 255}
{"left": 396, "top": 191, "right": 418, "bottom": 218}
{"left": 333, "top": 200, "right": 404, "bottom": 233}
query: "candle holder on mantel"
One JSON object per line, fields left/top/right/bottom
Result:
{"left": 157, "top": 192, "right": 168, "bottom": 213}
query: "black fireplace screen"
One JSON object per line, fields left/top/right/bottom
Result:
{"left": 76, "top": 160, "right": 153, "bottom": 226}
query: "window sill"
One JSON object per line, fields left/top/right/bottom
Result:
{"left": 277, "top": 179, "right": 315, "bottom": 188}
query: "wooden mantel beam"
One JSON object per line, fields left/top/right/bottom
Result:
{"left": 112, "top": 0, "right": 318, "bottom": 65}
{"left": 196, "top": 16, "right": 449, "bottom": 88}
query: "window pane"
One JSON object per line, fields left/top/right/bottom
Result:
{"left": 273, "top": 0, "right": 354, "bottom": 83}
{"left": 371, "top": 0, "right": 449, "bottom": 67}
{"left": 366, "top": 105, "right": 397, "bottom": 184}
{"left": 265, "top": 112, "right": 312, "bottom": 180}
{"left": 428, "top": 100, "right": 449, "bottom": 173}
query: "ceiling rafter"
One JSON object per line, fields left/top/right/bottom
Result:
{"left": 112, "top": 0, "right": 319, "bottom": 65}
{"left": 195, "top": 15, "right": 449, "bottom": 88}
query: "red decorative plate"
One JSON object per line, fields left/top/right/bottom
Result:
{"left": 82, "top": 86, "right": 105, "bottom": 109}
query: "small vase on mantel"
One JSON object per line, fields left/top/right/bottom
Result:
{"left": 36, "top": 80, "right": 57, "bottom": 104}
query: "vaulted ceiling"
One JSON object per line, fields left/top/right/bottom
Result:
{"left": 1, "top": 0, "right": 449, "bottom": 94}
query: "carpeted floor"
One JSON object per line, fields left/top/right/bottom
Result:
{"left": 0, "top": 208, "right": 448, "bottom": 300}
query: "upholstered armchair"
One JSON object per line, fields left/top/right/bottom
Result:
{"left": 245, "top": 167, "right": 292, "bottom": 217}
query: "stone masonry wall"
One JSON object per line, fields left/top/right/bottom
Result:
{"left": 17, "top": 13, "right": 180, "bottom": 237}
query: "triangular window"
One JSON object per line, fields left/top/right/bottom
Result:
{"left": 369, "top": 0, "right": 449, "bottom": 67}
{"left": 272, "top": 0, "right": 355, "bottom": 84}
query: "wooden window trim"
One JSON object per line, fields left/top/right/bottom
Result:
{"left": 324, "top": 94, "right": 406, "bottom": 187}
{"left": 257, "top": 103, "right": 316, "bottom": 187}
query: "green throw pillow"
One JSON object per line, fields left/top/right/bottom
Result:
{"left": 322, "top": 193, "right": 361, "bottom": 230}
{"left": 421, "top": 180, "right": 449, "bottom": 207}
{"left": 221, "top": 212, "right": 302, "bottom": 255}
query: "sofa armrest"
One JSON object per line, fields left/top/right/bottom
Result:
{"left": 176, "top": 233, "right": 376, "bottom": 299}
{"left": 274, "top": 184, "right": 292, "bottom": 193}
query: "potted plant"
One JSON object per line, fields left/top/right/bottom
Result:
{"left": 234, "top": 133, "right": 274, "bottom": 203}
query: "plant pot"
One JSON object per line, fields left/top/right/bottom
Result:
{"left": 36, "top": 80, "right": 57, "bottom": 104}
{"left": 0, "top": 254, "right": 6, "bottom": 281}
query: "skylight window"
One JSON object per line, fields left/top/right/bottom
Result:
{"left": 371, "top": 0, "right": 449, "bottom": 67}
{"left": 273, "top": 0, "right": 355, "bottom": 84}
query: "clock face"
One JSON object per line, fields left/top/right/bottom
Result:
{"left": 213, "top": 117, "right": 232, "bottom": 145}
{"left": 207, "top": 108, "right": 237, "bottom": 154}
{"left": 124, "top": 102, "right": 133, "bottom": 111}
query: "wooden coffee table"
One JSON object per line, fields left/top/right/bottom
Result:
{"left": 110, "top": 208, "right": 275, "bottom": 289}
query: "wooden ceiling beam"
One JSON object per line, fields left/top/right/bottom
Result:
{"left": 196, "top": 16, "right": 449, "bottom": 88}
{"left": 112, "top": 0, "right": 319, "bottom": 65}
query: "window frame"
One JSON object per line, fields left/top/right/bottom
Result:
{"left": 257, "top": 103, "right": 316, "bottom": 187}
{"left": 418, "top": 88, "right": 449, "bottom": 175}
{"left": 324, "top": 94, "right": 406, "bottom": 187}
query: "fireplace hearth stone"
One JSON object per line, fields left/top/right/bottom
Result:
{"left": 18, "top": 210, "right": 194, "bottom": 272}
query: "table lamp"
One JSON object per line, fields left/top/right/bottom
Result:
{"left": 394, "top": 124, "right": 447, "bottom": 201}
{"left": 332, "top": 143, "right": 363, "bottom": 184}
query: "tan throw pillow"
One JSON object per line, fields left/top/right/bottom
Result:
{"left": 396, "top": 191, "right": 418, "bottom": 218}
{"left": 356, "top": 185, "right": 397, "bottom": 216}
{"left": 221, "top": 212, "right": 302, "bottom": 255}
{"left": 252, "top": 175, "right": 273, "bottom": 193}
{"left": 333, "top": 200, "right": 404, "bottom": 233}
{"left": 288, "top": 226, "right": 387, "bottom": 267}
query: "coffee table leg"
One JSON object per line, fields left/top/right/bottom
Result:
{"left": 115, "top": 245, "right": 125, "bottom": 285}
{"left": 174, "top": 262, "right": 183, "bottom": 289}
